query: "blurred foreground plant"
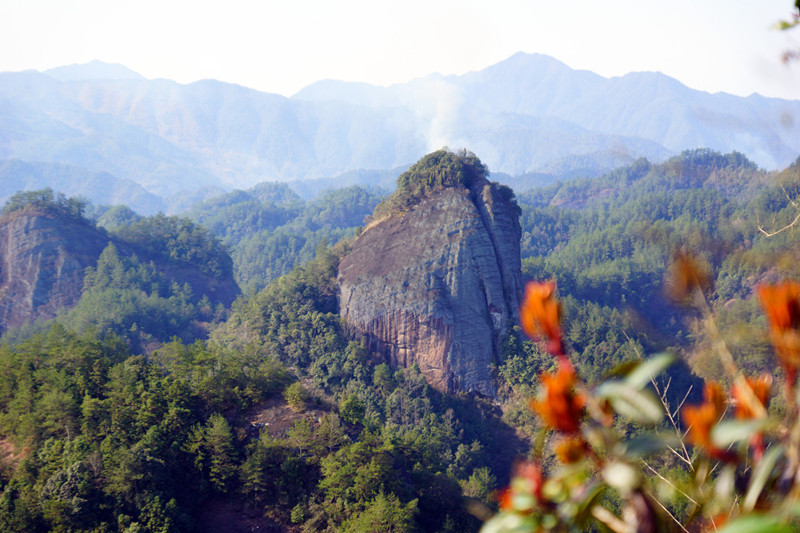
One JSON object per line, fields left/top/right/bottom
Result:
{"left": 483, "top": 259, "right": 800, "bottom": 533}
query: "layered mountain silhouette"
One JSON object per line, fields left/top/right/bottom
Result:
{"left": 1, "top": 53, "right": 798, "bottom": 204}
{"left": 0, "top": 159, "right": 165, "bottom": 215}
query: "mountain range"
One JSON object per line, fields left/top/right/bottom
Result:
{"left": 1, "top": 53, "right": 799, "bottom": 207}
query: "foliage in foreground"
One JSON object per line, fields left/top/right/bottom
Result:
{"left": 484, "top": 264, "right": 800, "bottom": 533}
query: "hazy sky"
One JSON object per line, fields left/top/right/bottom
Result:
{"left": 2, "top": 0, "right": 800, "bottom": 99}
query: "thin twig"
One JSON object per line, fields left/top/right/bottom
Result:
{"left": 783, "top": 183, "right": 800, "bottom": 209}
{"left": 591, "top": 505, "right": 632, "bottom": 533}
{"left": 623, "top": 331, "right": 694, "bottom": 467}
{"left": 672, "top": 385, "right": 694, "bottom": 421}
{"left": 663, "top": 442, "right": 694, "bottom": 467}
{"left": 648, "top": 491, "right": 692, "bottom": 533}
{"left": 757, "top": 210, "right": 800, "bottom": 237}
{"left": 641, "top": 460, "right": 699, "bottom": 506}
{"left": 757, "top": 184, "right": 800, "bottom": 237}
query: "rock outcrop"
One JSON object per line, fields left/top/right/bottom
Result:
{"left": 0, "top": 208, "right": 109, "bottom": 332}
{"left": 337, "top": 150, "right": 522, "bottom": 395}
{"left": 0, "top": 206, "right": 240, "bottom": 334}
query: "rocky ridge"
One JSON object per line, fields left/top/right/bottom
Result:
{"left": 0, "top": 205, "right": 240, "bottom": 335}
{"left": 337, "top": 151, "right": 522, "bottom": 395}
{"left": 0, "top": 207, "right": 108, "bottom": 332}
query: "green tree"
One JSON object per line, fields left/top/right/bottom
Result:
{"left": 284, "top": 382, "right": 311, "bottom": 412}
{"left": 339, "top": 393, "right": 366, "bottom": 425}
{"left": 206, "top": 413, "right": 236, "bottom": 494}
{"left": 340, "top": 492, "right": 418, "bottom": 533}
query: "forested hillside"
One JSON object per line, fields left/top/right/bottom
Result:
{"left": 184, "top": 183, "right": 385, "bottom": 294}
{"left": 0, "top": 149, "right": 799, "bottom": 531}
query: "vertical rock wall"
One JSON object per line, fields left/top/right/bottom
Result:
{"left": 337, "top": 181, "right": 521, "bottom": 395}
{"left": 0, "top": 209, "right": 108, "bottom": 332}
{"left": 0, "top": 207, "right": 241, "bottom": 334}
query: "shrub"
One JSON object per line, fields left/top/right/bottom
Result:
{"left": 284, "top": 382, "right": 311, "bottom": 412}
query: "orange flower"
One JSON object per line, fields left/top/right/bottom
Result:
{"left": 682, "top": 382, "right": 726, "bottom": 450}
{"left": 667, "top": 249, "right": 709, "bottom": 300}
{"left": 496, "top": 487, "right": 512, "bottom": 510}
{"left": 708, "top": 513, "right": 729, "bottom": 530}
{"left": 520, "top": 281, "right": 563, "bottom": 355}
{"left": 758, "top": 282, "right": 800, "bottom": 375}
{"left": 530, "top": 361, "right": 585, "bottom": 434}
{"left": 758, "top": 282, "right": 800, "bottom": 332}
{"left": 497, "top": 461, "right": 546, "bottom": 511}
{"left": 731, "top": 374, "right": 772, "bottom": 420}
{"left": 555, "top": 437, "right": 587, "bottom": 464}
{"left": 704, "top": 381, "right": 727, "bottom": 418}
{"left": 683, "top": 403, "right": 719, "bottom": 451}
{"left": 515, "top": 461, "right": 544, "bottom": 503}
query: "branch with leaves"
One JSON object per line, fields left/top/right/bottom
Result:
{"left": 482, "top": 255, "right": 800, "bottom": 533}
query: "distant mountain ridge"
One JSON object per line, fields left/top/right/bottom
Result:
{"left": 43, "top": 60, "right": 146, "bottom": 81}
{"left": 297, "top": 53, "right": 800, "bottom": 171}
{"left": 0, "top": 55, "right": 797, "bottom": 203}
{"left": 0, "top": 159, "right": 165, "bottom": 215}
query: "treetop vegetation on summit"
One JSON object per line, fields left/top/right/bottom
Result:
{"left": 1, "top": 187, "right": 88, "bottom": 222}
{"left": 372, "top": 148, "right": 493, "bottom": 219}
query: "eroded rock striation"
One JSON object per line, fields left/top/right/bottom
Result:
{"left": 338, "top": 150, "right": 522, "bottom": 395}
{"left": 0, "top": 207, "right": 108, "bottom": 332}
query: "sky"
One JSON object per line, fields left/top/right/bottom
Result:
{"left": 2, "top": 0, "right": 800, "bottom": 100}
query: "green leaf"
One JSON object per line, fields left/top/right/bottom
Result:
{"left": 716, "top": 514, "right": 794, "bottom": 533}
{"left": 480, "top": 512, "right": 539, "bottom": 533}
{"left": 574, "top": 483, "right": 604, "bottom": 524}
{"left": 711, "top": 419, "right": 770, "bottom": 448}
{"left": 603, "top": 360, "right": 639, "bottom": 380}
{"left": 596, "top": 382, "right": 664, "bottom": 424}
{"left": 621, "top": 432, "right": 680, "bottom": 458}
{"left": 774, "top": 20, "right": 799, "bottom": 30}
{"left": 743, "top": 445, "right": 784, "bottom": 512}
{"left": 624, "top": 353, "right": 674, "bottom": 390}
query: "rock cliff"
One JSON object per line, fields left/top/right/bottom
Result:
{"left": 0, "top": 208, "right": 109, "bottom": 332}
{"left": 0, "top": 206, "right": 240, "bottom": 334}
{"left": 337, "top": 151, "right": 522, "bottom": 395}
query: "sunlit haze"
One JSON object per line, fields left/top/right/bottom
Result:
{"left": 2, "top": 0, "right": 800, "bottom": 99}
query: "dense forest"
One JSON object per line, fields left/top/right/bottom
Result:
{"left": 182, "top": 183, "right": 385, "bottom": 295}
{"left": 0, "top": 148, "right": 799, "bottom": 531}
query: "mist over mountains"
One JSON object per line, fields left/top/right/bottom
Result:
{"left": 1, "top": 53, "right": 799, "bottom": 207}
{"left": 0, "top": 159, "right": 165, "bottom": 215}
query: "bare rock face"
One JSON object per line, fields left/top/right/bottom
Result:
{"left": 0, "top": 208, "right": 108, "bottom": 332}
{"left": 338, "top": 151, "right": 522, "bottom": 395}
{"left": 0, "top": 206, "right": 240, "bottom": 334}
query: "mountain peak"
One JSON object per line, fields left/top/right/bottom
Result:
{"left": 371, "top": 149, "right": 490, "bottom": 219}
{"left": 504, "top": 51, "right": 570, "bottom": 67}
{"left": 44, "top": 60, "right": 145, "bottom": 82}
{"left": 338, "top": 150, "right": 522, "bottom": 395}
{"left": 485, "top": 52, "right": 586, "bottom": 77}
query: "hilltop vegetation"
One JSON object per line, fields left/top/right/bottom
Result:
{"left": 371, "top": 149, "right": 489, "bottom": 218}
{"left": 1, "top": 188, "right": 89, "bottom": 222}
